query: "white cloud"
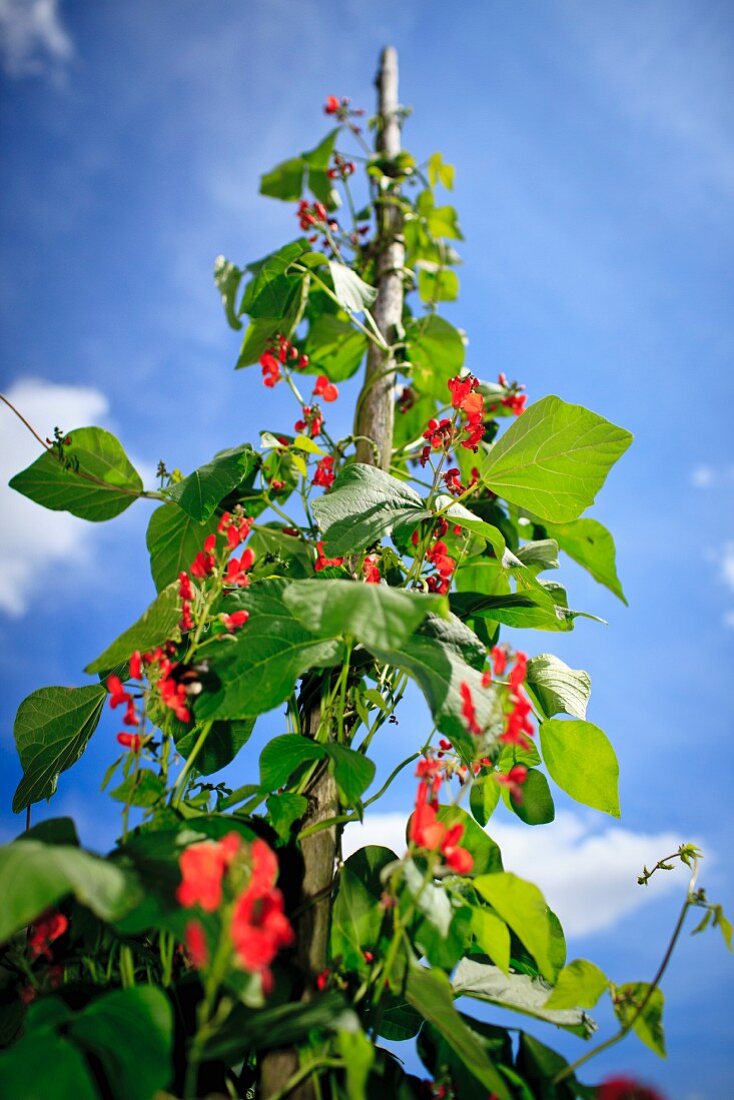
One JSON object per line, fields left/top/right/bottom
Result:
{"left": 690, "top": 463, "right": 734, "bottom": 489}
{"left": 0, "top": 378, "right": 109, "bottom": 616}
{"left": 343, "top": 810, "right": 695, "bottom": 937}
{"left": 719, "top": 542, "right": 734, "bottom": 593}
{"left": 0, "top": 0, "right": 72, "bottom": 77}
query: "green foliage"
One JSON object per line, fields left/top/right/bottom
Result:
{"left": 525, "top": 653, "right": 592, "bottom": 721}
{"left": 166, "top": 442, "right": 257, "bottom": 521}
{"left": 540, "top": 718, "right": 621, "bottom": 817}
{"left": 86, "top": 583, "right": 182, "bottom": 674}
{"left": 147, "top": 503, "right": 221, "bottom": 590}
{"left": 312, "top": 463, "right": 429, "bottom": 556}
{"left": 544, "top": 959, "right": 609, "bottom": 1010}
{"left": 12, "top": 684, "right": 106, "bottom": 812}
{"left": 9, "top": 426, "right": 143, "bottom": 521}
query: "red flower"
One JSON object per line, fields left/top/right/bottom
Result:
{"left": 176, "top": 833, "right": 241, "bottom": 912}
{"left": 159, "top": 668, "right": 191, "bottom": 723}
{"left": 231, "top": 885, "right": 293, "bottom": 975}
{"left": 117, "top": 731, "right": 142, "bottom": 751}
{"left": 178, "top": 572, "right": 193, "bottom": 600}
{"left": 442, "top": 824, "right": 474, "bottom": 874}
{"left": 122, "top": 699, "right": 139, "bottom": 727}
{"left": 225, "top": 547, "right": 255, "bottom": 587}
{"left": 260, "top": 351, "right": 281, "bottom": 388}
{"left": 448, "top": 374, "right": 476, "bottom": 408}
{"left": 190, "top": 537, "right": 217, "bottom": 578}
{"left": 29, "top": 909, "right": 68, "bottom": 960}
{"left": 313, "top": 375, "right": 339, "bottom": 403}
{"left": 481, "top": 668, "right": 492, "bottom": 688}
{"left": 597, "top": 1076, "right": 665, "bottom": 1100}
{"left": 184, "top": 920, "right": 209, "bottom": 967}
{"left": 107, "top": 675, "right": 131, "bottom": 709}
{"left": 312, "top": 454, "right": 336, "bottom": 489}
{"left": 324, "top": 95, "right": 341, "bottom": 114}
{"left": 496, "top": 764, "right": 528, "bottom": 801}
{"left": 491, "top": 646, "right": 507, "bottom": 676}
{"left": 221, "top": 610, "right": 250, "bottom": 632}
{"left": 316, "top": 968, "right": 331, "bottom": 990}
{"left": 314, "top": 540, "right": 344, "bottom": 572}
{"left": 218, "top": 511, "right": 252, "bottom": 549}
{"left": 502, "top": 393, "right": 526, "bottom": 416}
{"left": 129, "top": 651, "right": 142, "bottom": 680}
{"left": 460, "top": 681, "right": 482, "bottom": 735}
{"left": 362, "top": 554, "right": 380, "bottom": 584}
{"left": 180, "top": 600, "right": 194, "bottom": 632}
{"left": 294, "top": 405, "right": 323, "bottom": 438}
{"left": 409, "top": 795, "right": 446, "bottom": 852}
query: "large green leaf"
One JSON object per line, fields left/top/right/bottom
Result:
{"left": 544, "top": 517, "right": 628, "bottom": 604}
{"left": 283, "top": 578, "right": 446, "bottom": 651}
{"left": 176, "top": 718, "right": 255, "bottom": 775}
{"left": 258, "top": 734, "right": 374, "bottom": 804}
{"left": 9, "top": 427, "right": 143, "bottom": 522}
{"left": 0, "top": 987, "right": 172, "bottom": 1100}
{"left": 436, "top": 805, "right": 503, "bottom": 875}
{"left": 473, "top": 872, "right": 557, "bottom": 981}
{"left": 194, "top": 582, "right": 341, "bottom": 720}
{"left": 613, "top": 983, "right": 665, "bottom": 1057}
{"left": 166, "top": 443, "right": 257, "bottom": 521}
{"left": 332, "top": 846, "right": 397, "bottom": 969}
{"left": 12, "top": 684, "right": 106, "bottom": 813}
{"left": 404, "top": 965, "right": 511, "bottom": 1100}
{"left": 260, "top": 156, "right": 305, "bottom": 200}
{"left": 214, "top": 255, "right": 244, "bottom": 330}
{"left": 203, "top": 992, "right": 359, "bottom": 1062}
{"left": 401, "top": 859, "right": 472, "bottom": 970}
{"left": 324, "top": 743, "right": 376, "bottom": 804}
{"left": 86, "top": 584, "right": 181, "bottom": 674}
{"left": 146, "top": 503, "right": 220, "bottom": 591}
{"left": 312, "top": 463, "right": 429, "bottom": 556}
{"left": 329, "top": 262, "right": 377, "bottom": 313}
{"left": 540, "top": 719, "right": 620, "bottom": 817}
{"left": 483, "top": 396, "right": 632, "bottom": 523}
{"left": 470, "top": 907, "right": 510, "bottom": 972}
{"left": 544, "top": 959, "right": 609, "bottom": 1010}
{"left": 405, "top": 314, "right": 465, "bottom": 399}
{"left": 452, "top": 958, "right": 596, "bottom": 1038}
{"left": 303, "top": 312, "right": 367, "bottom": 380}
{"left": 525, "top": 654, "right": 591, "bottom": 721}
{"left": 506, "top": 768, "right": 555, "bottom": 826}
{"left": 240, "top": 240, "right": 310, "bottom": 319}
{"left": 450, "top": 588, "right": 581, "bottom": 633}
{"left": 0, "top": 839, "right": 139, "bottom": 942}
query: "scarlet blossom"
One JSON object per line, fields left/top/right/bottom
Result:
{"left": 397, "top": 386, "right": 415, "bottom": 414}
{"left": 443, "top": 467, "right": 465, "bottom": 495}
{"left": 460, "top": 681, "right": 482, "bottom": 735}
{"left": 409, "top": 792, "right": 446, "bottom": 852}
{"left": 176, "top": 833, "right": 241, "bottom": 912}
{"left": 122, "top": 699, "right": 139, "bottom": 727}
{"left": 314, "top": 541, "right": 344, "bottom": 572}
{"left": 324, "top": 95, "right": 341, "bottom": 114}
{"left": 221, "top": 610, "right": 250, "bottom": 632}
{"left": 294, "top": 405, "right": 323, "bottom": 438}
{"left": 190, "top": 539, "right": 216, "bottom": 579}
{"left": 425, "top": 539, "right": 456, "bottom": 594}
{"left": 218, "top": 511, "right": 252, "bottom": 549}
{"left": 230, "top": 884, "right": 294, "bottom": 975}
{"left": 491, "top": 645, "right": 508, "bottom": 676}
{"left": 312, "top": 454, "right": 336, "bottom": 489}
{"left": 362, "top": 949, "right": 375, "bottom": 964}
{"left": 184, "top": 920, "right": 208, "bottom": 968}
{"left": 597, "top": 1076, "right": 665, "bottom": 1100}
{"left": 362, "top": 554, "right": 380, "bottom": 584}
{"left": 442, "top": 823, "right": 474, "bottom": 874}
{"left": 481, "top": 668, "right": 492, "bottom": 688}
{"left": 159, "top": 669, "right": 191, "bottom": 724}
{"left": 129, "top": 651, "right": 142, "bottom": 680}
{"left": 178, "top": 572, "right": 193, "bottom": 600}
{"left": 508, "top": 650, "right": 528, "bottom": 692}
{"left": 316, "top": 968, "right": 331, "bottom": 991}
{"left": 117, "top": 731, "right": 142, "bottom": 751}
{"left": 447, "top": 374, "right": 476, "bottom": 408}
{"left": 107, "top": 675, "right": 131, "bottom": 709}
{"left": 270, "top": 479, "right": 286, "bottom": 492}
{"left": 496, "top": 764, "right": 528, "bottom": 801}
{"left": 260, "top": 351, "right": 281, "bottom": 388}
{"left": 502, "top": 393, "right": 526, "bottom": 416}
{"left": 180, "top": 601, "right": 194, "bottom": 632}
{"left": 29, "top": 910, "right": 68, "bottom": 960}
{"left": 225, "top": 547, "right": 255, "bottom": 587}
{"left": 314, "top": 374, "right": 339, "bottom": 402}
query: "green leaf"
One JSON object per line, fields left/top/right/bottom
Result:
{"left": 110, "top": 769, "right": 166, "bottom": 808}
{"left": 427, "top": 204, "right": 463, "bottom": 240}
{"left": 405, "top": 964, "right": 511, "bottom": 1100}
{"left": 195, "top": 581, "right": 341, "bottom": 720}
{"left": 177, "top": 718, "right": 255, "bottom": 775}
{"left": 241, "top": 240, "right": 309, "bottom": 319}
{"left": 452, "top": 958, "right": 596, "bottom": 1038}
{"left": 540, "top": 719, "right": 620, "bottom": 817}
{"left": 324, "top": 743, "right": 376, "bottom": 804}
{"left": 406, "top": 314, "right": 465, "bottom": 399}
{"left": 544, "top": 517, "right": 628, "bottom": 604}
{"left": 436, "top": 805, "right": 503, "bottom": 875}
{"left": 266, "top": 792, "right": 308, "bottom": 839}
{"left": 0, "top": 839, "right": 139, "bottom": 942}
{"left": 312, "top": 463, "right": 429, "bottom": 556}
{"left": 544, "top": 959, "right": 609, "bottom": 1010}
{"left": 434, "top": 495, "right": 512, "bottom": 562}
{"left": 427, "top": 152, "right": 455, "bottom": 190}
{"left": 9, "top": 427, "right": 143, "bottom": 522}
{"left": 469, "top": 774, "right": 501, "bottom": 827}
{"left": 283, "top": 578, "right": 446, "bottom": 652}
{"left": 146, "top": 503, "right": 220, "bottom": 591}
{"left": 470, "top": 907, "right": 511, "bottom": 972}
{"left": 12, "top": 684, "right": 107, "bottom": 813}
{"left": 474, "top": 872, "right": 557, "bottom": 981}
{"left": 450, "top": 587, "right": 580, "bottom": 633}
{"left": 249, "top": 524, "right": 314, "bottom": 581}
{"left": 214, "top": 255, "right": 244, "bottom": 330}
{"left": 328, "top": 262, "right": 377, "bottom": 313}
{"left": 613, "top": 983, "right": 665, "bottom": 1057}
{"left": 400, "top": 859, "right": 471, "bottom": 969}
{"left": 167, "top": 442, "right": 257, "bottom": 521}
{"left": 483, "top": 396, "right": 633, "bottom": 523}
{"left": 526, "top": 654, "right": 591, "bottom": 721}
{"left": 203, "top": 991, "right": 359, "bottom": 1061}
{"left": 260, "top": 156, "right": 305, "bottom": 200}
{"left": 303, "top": 129, "right": 340, "bottom": 205}
{"left": 0, "top": 1019, "right": 98, "bottom": 1100}
{"left": 332, "top": 846, "right": 397, "bottom": 970}
{"left": 303, "top": 312, "right": 367, "bottom": 380}
{"left": 507, "top": 768, "right": 555, "bottom": 826}
{"left": 259, "top": 733, "right": 325, "bottom": 790}
{"left": 86, "top": 584, "right": 181, "bottom": 674}
{"left": 418, "top": 266, "right": 459, "bottom": 303}
{"left": 237, "top": 314, "right": 296, "bottom": 369}
{"left": 516, "top": 539, "right": 559, "bottom": 574}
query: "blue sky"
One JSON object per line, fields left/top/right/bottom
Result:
{"left": 0, "top": 0, "right": 733, "bottom": 1095}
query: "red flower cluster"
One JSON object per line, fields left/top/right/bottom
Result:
{"left": 218, "top": 510, "right": 252, "bottom": 550}
{"left": 230, "top": 839, "right": 294, "bottom": 985}
{"left": 460, "top": 682, "right": 482, "bottom": 736}
{"left": 29, "top": 909, "right": 68, "bottom": 960}
{"left": 419, "top": 416, "right": 453, "bottom": 466}
{"left": 448, "top": 374, "right": 486, "bottom": 450}
{"left": 496, "top": 764, "right": 528, "bottom": 801}
{"left": 294, "top": 405, "right": 323, "bottom": 438}
{"left": 179, "top": 571, "right": 194, "bottom": 631}
{"left": 425, "top": 522, "right": 456, "bottom": 594}
{"left": 220, "top": 610, "right": 250, "bottom": 632}
{"left": 107, "top": 673, "right": 138, "bottom": 728}
{"left": 225, "top": 547, "right": 255, "bottom": 587}
{"left": 190, "top": 533, "right": 217, "bottom": 579}
{"left": 315, "top": 540, "right": 344, "bottom": 572}
{"left": 500, "top": 651, "right": 533, "bottom": 750}
{"left": 297, "top": 199, "right": 338, "bottom": 237}
{"left": 597, "top": 1077, "right": 665, "bottom": 1100}
{"left": 313, "top": 374, "right": 339, "bottom": 403}
{"left": 443, "top": 465, "right": 480, "bottom": 497}
{"left": 327, "top": 153, "right": 355, "bottom": 180}
{"left": 177, "top": 833, "right": 241, "bottom": 911}
{"left": 259, "top": 335, "right": 309, "bottom": 388}
{"left": 362, "top": 554, "right": 380, "bottom": 584}
{"left": 496, "top": 372, "right": 527, "bottom": 416}
{"left": 312, "top": 454, "right": 336, "bottom": 489}
{"left": 323, "top": 95, "right": 364, "bottom": 119}
{"left": 409, "top": 760, "right": 473, "bottom": 874}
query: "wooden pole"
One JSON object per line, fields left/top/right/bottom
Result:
{"left": 260, "top": 47, "right": 403, "bottom": 1098}
{"left": 355, "top": 46, "right": 405, "bottom": 470}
